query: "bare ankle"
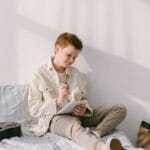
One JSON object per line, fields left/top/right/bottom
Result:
{"left": 95, "top": 129, "right": 103, "bottom": 137}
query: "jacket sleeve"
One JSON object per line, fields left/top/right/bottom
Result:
{"left": 28, "top": 74, "right": 57, "bottom": 118}
{"left": 78, "top": 73, "right": 93, "bottom": 117}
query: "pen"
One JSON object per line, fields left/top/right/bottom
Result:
{"left": 64, "top": 72, "right": 70, "bottom": 102}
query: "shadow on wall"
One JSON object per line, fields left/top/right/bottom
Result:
{"left": 16, "top": 15, "right": 58, "bottom": 41}
{"left": 83, "top": 45, "right": 150, "bottom": 144}
{"left": 141, "top": 0, "right": 150, "bottom": 5}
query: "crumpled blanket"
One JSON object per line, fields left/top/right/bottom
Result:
{"left": 0, "top": 123, "right": 140, "bottom": 150}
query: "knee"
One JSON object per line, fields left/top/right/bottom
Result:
{"left": 116, "top": 105, "right": 127, "bottom": 119}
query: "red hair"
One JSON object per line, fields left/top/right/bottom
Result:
{"left": 55, "top": 32, "right": 83, "bottom": 50}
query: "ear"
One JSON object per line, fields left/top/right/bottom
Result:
{"left": 55, "top": 44, "right": 61, "bottom": 54}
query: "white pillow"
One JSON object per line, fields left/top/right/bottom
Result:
{"left": 0, "top": 85, "right": 31, "bottom": 123}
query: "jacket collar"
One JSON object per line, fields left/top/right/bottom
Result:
{"left": 47, "top": 56, "right": 71, "bottom": 77}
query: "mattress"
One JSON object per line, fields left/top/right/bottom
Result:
{"left": 0, "top": 122, "right": 140, "bottom": 150}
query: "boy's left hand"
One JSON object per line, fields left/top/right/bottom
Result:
{"left": 73, "top": 104, "right": 87, "bottom": 116}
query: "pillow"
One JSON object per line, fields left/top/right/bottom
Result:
{"left": 0, "top": 85, "right": 31, "bottom": 123}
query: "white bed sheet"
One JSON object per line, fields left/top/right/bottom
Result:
{"left": 0, "top": 123, "right": 139, "bottom": 150}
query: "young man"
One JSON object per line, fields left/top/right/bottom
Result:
{"left": 28, "top": 32, "right": 126, "bottom": 150}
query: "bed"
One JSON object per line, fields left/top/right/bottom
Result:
{"left": 0, "top": 85, "right": 140, "bottom": 150}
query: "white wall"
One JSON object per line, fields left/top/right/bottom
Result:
{"left": 0, "top": 0, "right": 150, "bottom": 144}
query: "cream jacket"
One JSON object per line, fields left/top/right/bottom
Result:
{"left": 28, "top": 57, "right": 93, "bottom": 136}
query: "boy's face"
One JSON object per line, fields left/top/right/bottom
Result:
{"left": 55, "top": 44, "right": 80, "bottom": 68}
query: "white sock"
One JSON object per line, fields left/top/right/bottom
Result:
{"left": 91, "top": 131, "right": 100, "bottom": 139}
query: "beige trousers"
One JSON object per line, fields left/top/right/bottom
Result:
{"left": 49, "top": 105, "right": 126, "bottom": 150}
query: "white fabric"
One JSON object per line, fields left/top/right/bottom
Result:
{"left": 0, "top": 85, "right": 31, "bottom": 123}
{"left": 0, "top": 123, "right": 139, "bottom": 150}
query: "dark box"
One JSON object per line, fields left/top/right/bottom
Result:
{"left": 0, "top": 122, "right": 22, "bottom": 140}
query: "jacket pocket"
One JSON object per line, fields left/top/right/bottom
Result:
{"left": 73, "top": 87, "right": 87, "bottom": 101}
{"left": 39, "top": 85, "right": 56, "bottom": 99}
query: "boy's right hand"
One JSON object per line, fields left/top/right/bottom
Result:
{"left": 57, "top": 83, "right": 70, "bottom": 105}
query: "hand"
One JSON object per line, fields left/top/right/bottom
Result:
{"left": 57, "top": 83, "right": 70, "bottom": 105}
{"left": 73, "top": 103, "right": 87, "bottom": 116}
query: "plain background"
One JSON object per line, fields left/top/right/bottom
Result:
{"left": 0, "top": 0, "right": 150, "bottom": 144}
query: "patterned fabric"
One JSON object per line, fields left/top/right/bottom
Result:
{"left": 137, "top": 121, "right": 150, "bottom": 150}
